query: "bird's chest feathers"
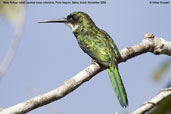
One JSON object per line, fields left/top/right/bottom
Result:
{"left": 76, "top": 33, "right": 96, "bottom": 49}
{"left": 78, "top": 37, "right": 93, "bottom": 50}
{"left": 74, "top": 29, "right": 103, "bottom": 54}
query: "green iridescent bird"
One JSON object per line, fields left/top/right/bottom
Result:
{"left": 39, "top": 11, "right": 128, "bottom": 107}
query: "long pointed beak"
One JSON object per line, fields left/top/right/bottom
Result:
{"left": 38, "top": 18, "right": 68, "bottom": 23}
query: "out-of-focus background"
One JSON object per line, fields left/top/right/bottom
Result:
{"left": 0, "top": 0, "right": 170, "bottom": 114}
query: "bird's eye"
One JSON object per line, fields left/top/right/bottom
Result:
{"left": 72, "top": 15, "right": 79, "bottom": 21}
{"left": 67, "top": 15, "right": 79, "bottom": 22}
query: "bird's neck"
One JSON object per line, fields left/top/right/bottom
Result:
{"left": 73, "top": 24, "right": 99, "bottom": 38}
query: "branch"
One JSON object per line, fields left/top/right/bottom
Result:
{"left": 0, "top": 63, "right": 103, "bottom": 114}
{"left": 119, "top": 33, "right": 171, "bottom": 63}
{"left": 0, "top": 34, "right": 170, "bottom": 114}
{"left": 132, "top": 87, "right": 171, "bottom": 114}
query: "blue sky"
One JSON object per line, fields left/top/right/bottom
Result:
{"left": 0, "top": 0, "right": 171, "bottom": 114}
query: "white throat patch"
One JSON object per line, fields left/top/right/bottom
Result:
{"left": 65, "top": 23, "right": 79, "bottom": 32}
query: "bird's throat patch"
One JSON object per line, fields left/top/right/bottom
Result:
{"left": 65, "top": 23, "right": 79, "bottom": 32}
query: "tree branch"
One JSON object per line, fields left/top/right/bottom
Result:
{"left": 0, "top": 34, "right": 170, "bottom": 114}
{"left": 119, "top": 33, "right": 171, "bottom": 63}
{"left": 132, "top": 87, "right": 171, "bottom": 114}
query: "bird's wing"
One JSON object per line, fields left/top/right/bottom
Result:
{"left": 79, "top": 32, "right": 111, "bottom": 66}
{"left": 101, "top": 30, "right": 121, "bottom": 60}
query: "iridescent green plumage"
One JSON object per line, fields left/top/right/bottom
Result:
{"left": 39, "top": 11, "right": 128, "bottom": 107}
{"left": 71, "top": 12, "right": 128, "bottom": 107}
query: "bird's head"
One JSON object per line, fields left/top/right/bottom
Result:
{"left": 39, "top": 11, "right": 96, "bottom": 32}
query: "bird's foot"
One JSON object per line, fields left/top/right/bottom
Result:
{"left": 91, "top": 59, "right": 96, "bottom": 65}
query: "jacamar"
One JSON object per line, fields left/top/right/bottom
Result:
{"left": 39, "top": 11, "right": 128, "bottom": 107}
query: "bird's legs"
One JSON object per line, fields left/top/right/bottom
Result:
{"left": 91, "top": 59, "right": 96, "bottom": 65}
{"left": 91, "top": 59, "right": 109, "bottom": 68}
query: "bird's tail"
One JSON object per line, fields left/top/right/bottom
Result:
{"left": 107, "top": 63, "right": 128, "bottom": 107}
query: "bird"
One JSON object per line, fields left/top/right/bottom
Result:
{"left": 39, "top": 11, "right": 128, "bottom": 107}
